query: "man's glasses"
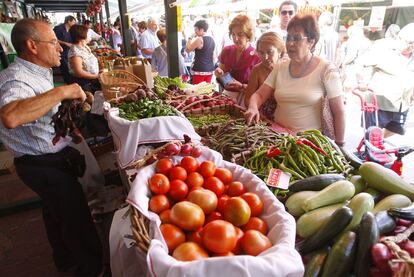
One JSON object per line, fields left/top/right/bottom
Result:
{"left": 286, "top": 35, "right": 308, "bottom": 43}
{"left": 33, "top": 39, "right": 60, "bottom": 47}
{"left": 280, "top": 10, "right": 294, "bottom": 16}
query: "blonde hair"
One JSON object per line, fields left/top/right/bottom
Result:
{"left": 228, "top": 14, "right": 255, "bottom": 42}
{"left": 256, "top": 32, "right": 286, "bottom": 57}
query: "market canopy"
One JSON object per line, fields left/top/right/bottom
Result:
{"left": 24, "top": 0, "right": 89, "bottom": 13}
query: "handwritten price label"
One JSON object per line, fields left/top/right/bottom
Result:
{"left": 267, "top": 168, "right": 291, "bottom": 190}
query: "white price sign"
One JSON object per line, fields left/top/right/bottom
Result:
{"left": 369, "top": 6, "right": 386, "bottom": 29}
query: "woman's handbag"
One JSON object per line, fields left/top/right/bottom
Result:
{"left": 321, "top": 62, "right": 336, "bottom": 140}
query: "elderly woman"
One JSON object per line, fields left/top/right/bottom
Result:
{"left": 245, "top": 15, "right": 346, "bottom": 146}
{"left": 245, "top": 32, "right": 285, "bottom": 120}
{"left": 215, "top": 14, "right": 261, "bottom": 106}
{"left": 68, "top": 24, "right": 100, "bottom": 90}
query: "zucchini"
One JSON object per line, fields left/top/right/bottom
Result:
{"left": 304, "top": 248, "right": 330, "bottom": 277}
{"left": 364, "top": 187, "right": 382, "bottom": 203}
{"left": 302, "top": 180, "right": 355, "bottom": 212}
{"left": 355, "top": 212, "right": 379, "bottom": 277}
{"left": 375, "top": 211, "right": 396, "bottom": 235}
{"left": 285, "top": 191, "right": 318, "bottom": 217}
{"left": 297, "top": 203, "right": 346, "bottom": 238}
{"left": 321, "top": 231, "right": 357, "bottom": 277}
{"left": 341, "top": 147, "right": 363, "bottom": 169}
{"left": 349, "top": 175, "right": 367, "bottom": 195}
{"left": 373, "top": 194, "right": 411, "bottom": 214}
{"left": 343, "top": 192, "right": 375, "bottom": 233}
{"left": 300, "top": 206, "right": 353, "bottom": 255}
{"left": 388, "top": 204, "right": 414, "bottom": 220}
{"left": 289, "top": 174, "right": 345, "bottom": 192}
{"left": 359, "top": 162, "right": 414, "bottom": 200}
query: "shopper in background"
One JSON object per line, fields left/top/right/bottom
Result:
{"left": 245, "top": 32, "right": 285, "bottom": 120}
{"left": 111, "top": 19, "right": 122, "bottom": 52}
{"left": 84, "top": 19, "right": 102, "bottom": 43}
{"left": 53, "top": 15, "right": 76, "bottom": 84}
{"left": 316, "top": 11, "right": 340, "bottom": 65}
{"left": 68, "top": 24, "right": 100, "bottom": 91}
{"left": 215, "top": 14, "right": 261, "bottom": 106}
{"left": 151, "top": 28, "right": 187, "bottom": 78}
{"left": 0, "top": 19, "right": 102, "bottom": 275}
{"left": 245, "top": 15, "right": 345, "bottom": 145}
{"left": 139, "top": 17, "right": 160, "bottom": 62}
{"left": 186, "top": 19, "right": 216, "bottom": 84}
{"left": 271, "top": 0, "right": 297, "bottom": 42}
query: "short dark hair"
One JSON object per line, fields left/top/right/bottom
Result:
{"left": 194, "top": 20, "right": 208, "bottom": 32}
{"left": 11, "top": 18, "right": 44, "bottom": 55}
{"left": 69, "top": 24, "right": 88, "bottom": 43}
{"left": 287, "top": 14, "right": 320, "bottom": 52}
{"left": 157, "top": 28, "right": 167, "bottom": 43}
{"left": 84, "top": 20, "right": 92, "bottom": 25}
{"left": 138, "top": 21, "right": 147, "bottom": 30}
{"left": 279, "top": 1, "right": 297, "bottom": 12}
{"left": 64, "top": 15, "right": 76, "bottom": 24}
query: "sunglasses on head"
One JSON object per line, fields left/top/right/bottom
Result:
{"left": 280, "top": 10, "right": 294, "bottom": 16}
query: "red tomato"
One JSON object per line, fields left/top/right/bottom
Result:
{"left": 241, "top": 230, "right": 272, "bottom": 256}
{"left": 213, "top": 252, "right": 234, "bottom": 257}
{"left": 187, "top": 227, "right": 204, "bottom": 245}
{"left": 149, "top": 195, "right": 170, "bottom": 214}
{"left": 149, "top": 173, "right": 170, "bottom": 195}
{"left": 160, "top": 224, "right": 186, "bottom": 253}
{"left": 159, "top": 209, "right": 171, "bottom": 224}
{"left": 168, "top": 180, "right": 188, "bottom": 201}
{"left": 227, "top": 181, "right": 247, "bottom": 197}
{"left": 187, "top": 189, "right": 218, "bottom": 214}
{"left": 169, "top": 166, "right": 188, "bottom": 181}
{"left": 186, "top": 172, "right": 204, "bottom": 188}
{"left": 198, "top": 161, "right": 216, "bottom": 178}
{"left": 204, "top": 176, "right": 225, "bottom": 197}
{"left": 206, "top": 211, "right": 223, "bottom": 223}
{"left": 241, "top": 192, "right": 264, "bottom": 217}
{"left": 172, "top": 242, "right": 209, "bottom": 261}
{"left": 242, "top": 217, "right": 268, "bottom": 234}
{"left": 202, "top": 220, "right": 237, "bottom": 254}
{"left": 224, "top": 197, "right": 251, "bottom": 226}
{"left": 155, "top": 158, "right": 174, "bottom": 175}
{"left": 217, "top": 195, "right": 230, "bottom": 214}
{"left": 170, "top": 201, "right": 205, "bottom": 231}
{"left": 180, "top": 156, "right": 200, "bottom": 173}
{"left": 214, "top": 168, "right": 233, "bottom": 184}
{"left": 232, "top": 227, "right": 244, "bottom": 254}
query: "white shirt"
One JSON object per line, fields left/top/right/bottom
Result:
{"left": 87, "top": 28, "right": 101, "bottom": 42}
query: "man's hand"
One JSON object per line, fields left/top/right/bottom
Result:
{"left": 62, "top": 83, "right": 87, "bottom": 102}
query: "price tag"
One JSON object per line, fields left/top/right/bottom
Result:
{"left": 267, "top": 168, "right": 291, "bottom": 190}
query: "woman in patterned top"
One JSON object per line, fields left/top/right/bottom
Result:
{"left": 68, "top": 24, "right": 100, "bottom": 90}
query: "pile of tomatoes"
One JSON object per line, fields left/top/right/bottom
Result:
{"left": 148, "top": 156, "right": 273, "bottom": 261}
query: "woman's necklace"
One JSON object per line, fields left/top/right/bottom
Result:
{"left": 289, "top": 54, "right": 314, "bottom": 78}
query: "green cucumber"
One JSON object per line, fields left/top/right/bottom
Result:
{"left": 373, "top": 194, "right": 411, "bottom": 214}
{"left": 349, "top": 175, "right": 367, "bottom": 195}
{"left": 300, "top": 206, "right": 353, "bottom": 255}
{"left": 289, "top": 174, "right": 346, "bottom": 192}
{"left": 304, "top": 248, "right": 330, "bottom": 277}
{"left": 302, "top": 180, "right": 355, "bottom": 212}
{"left": 355, "top": 212, "right": 379, "bottom": 277}
{"left": 364, "top": 187, "right": 382, "bottom": 203}
{"left": 321, "top": 231, "right": 357, "bottom": 277}
{"left": 375, "top": 211, "right": 396, "bottom": 235}
{"left": 297, "top": 203, "right": 346, "bottom": 238}
{"left": 359, "top": 162, "right": 414, "bottom": 200}
{"left": 343, "top": 192, "right": 375, "bottom": 233}
{"left": 285, "top": 191, "right": 318, "bottom": 217}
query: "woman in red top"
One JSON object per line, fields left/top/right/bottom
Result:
{"left": 215, "top": 14, "right": 261, "bottom": 106}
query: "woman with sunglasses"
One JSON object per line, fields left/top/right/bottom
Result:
{"left": 244, "top": 32, "right": 285, "bottom": 121}
{"left": 245, "top": 14, "right": 346, "bottom": 146}
{"left": 214, "top": 14, "right": 261, "bottom": 106}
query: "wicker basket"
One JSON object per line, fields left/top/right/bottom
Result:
{"left": 99, "top": 70, "right": 145, "bottom": 100}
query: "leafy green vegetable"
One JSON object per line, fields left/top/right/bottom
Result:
{"left": 154, "top": 76, "right": 187, "bottom": 98}
{"left": 118, "top": 99, "right": 178, "bottom": 121}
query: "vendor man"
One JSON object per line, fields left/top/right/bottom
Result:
{"left": 0, "top": 19, "right": 102, "bottom": 275}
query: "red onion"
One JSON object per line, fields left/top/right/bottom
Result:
{"left": 180, "top": 144, "right": 193, "bottom": 156}
{"left": 191, "top": 146, "right": 202, "bottom": 158}
{"left": 165, "top": 143, "right": 181, "bottom": 155}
